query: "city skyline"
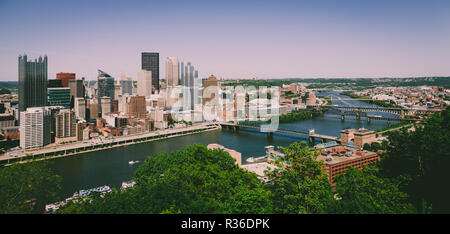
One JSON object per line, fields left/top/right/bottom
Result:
{"left": 1, "top": 0, "right": 450, "bottom": 81}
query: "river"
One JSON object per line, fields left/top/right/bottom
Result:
{"left": 46, "top": 91, "right": 398, "bottom": 205}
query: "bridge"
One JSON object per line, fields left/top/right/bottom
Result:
{"left": 309, "top": 104, "right": 442, "bottom": 121}
{"left": 219, "top": 122, "right": 340, "bottom": 144}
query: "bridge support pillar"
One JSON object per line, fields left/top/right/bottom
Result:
{"left": 341, "top": 115, "right": 345, "bottom": 121}
{"left": 309, "top": 136, "right": 315, "bottom": 145}
{"left": 267, "top": 132, "right": 273, "bottom": 138}
{"left": 387, "top": 119, "right": 391, "bottom": 126}
{"left": 321, "top": 138, "right": 326, "bottom": 144}
{"left": 367, "top": 117, "right": 371, "bottom": 124}
{"left": 356, "top": 111, "right": 361, "bottom": 120}
{"left": 234, "top": 126, "right": 239, "bottom": 132}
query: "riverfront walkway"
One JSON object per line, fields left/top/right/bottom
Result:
{"left": 0, "top": 122, "right": 220, "bottom": 166}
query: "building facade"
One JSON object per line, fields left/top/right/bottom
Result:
{"left": 97, "top": 70, "right": 115, "bottom": 117}
{"left": 55, "top": 109, "right": 77, "bottom": 143}
{"left": 137, "top": 70, "right": 152, "bottom": 98}
{"left": 165, "top": 57, "right": 179, "bottom": 87}
{"left": 141, "top": 52, "right": 159, "bottom": 92}
{"left": 18, "top": 55, "right": 48, "bottom": 112}
{"left": 48, "top": 87, "right": 71, "bottom": 108}
{"left": 20, "top": 107, "right": 52, "bottom": 149}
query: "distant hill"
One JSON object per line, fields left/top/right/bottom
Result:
{"left": 0, "top": 81, "right": 18, "bottom": 90}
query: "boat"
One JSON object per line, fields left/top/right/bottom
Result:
{"left": 128, "top": 160, "right": 140, "bottom": 165}
{"left": 121, "top": 180, "right": 136, "bottom": 190}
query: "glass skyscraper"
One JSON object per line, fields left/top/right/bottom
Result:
{"left": 18, "top": 54, "right": 48, "bottom": 112}
{"left": 141, "top": 52, "right": 159, "bottom": 92}
{"left": 97, "top": 69, "right": 115, "bottom": 117}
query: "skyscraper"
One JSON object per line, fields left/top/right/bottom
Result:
{"left": 180, "top": 61, "right": 198, "bottom": 110}
{"left": 97, "top": 69, "right": 115, "bottom": 117}
{"left": 47, "top": 87, "right": 71, "bottom": 108}
{"left": 20, "top": 107, "right": 52, "bottom": 149}
{"left": 137, "top": 70, "right": 152, "bottom": 98}
{"left": 18, "top": 54, "right": 48, "bottom": 112}
{"left": 55, "top": 109, "right": 77, "bottom": 144}
{"left": 165, "top": 57, "right": 179, "bottom": 87}
{"left": 141, "top": 52, "right": 159, "bottom": 92}
{"left": 69, "top": 78, "right": 85, "bottom": 108}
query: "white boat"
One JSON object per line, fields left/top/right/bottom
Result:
{"left": 128, "top": 160, "right": 139, "bottom": 165}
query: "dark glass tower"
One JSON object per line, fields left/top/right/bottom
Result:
{"left": 97, "top": 69, "right": 115, "bottom": 117}
{"left": 141, "top": 52, "right": 159, "bottom": 92}
{"left": 18, "top": 54, "right": 48, "bottom": 112}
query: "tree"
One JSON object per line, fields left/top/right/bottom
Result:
{"left": 59, "top": 144, "right": 272, "bottom": 214}
{"left": 266, "top": 142, "right": 334, "bottom": 214}
{"left": 330, "top": 166, "right": 416, "bottom": 214}
{"left": 379, "top": 106, "right": 450, "bottom": 213}
{"left": 0, "top": 161, "right": 61, "bottom": 213}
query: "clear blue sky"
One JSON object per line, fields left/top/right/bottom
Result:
{"left": 0, "top": 0, "right": 449, "bottom": 81}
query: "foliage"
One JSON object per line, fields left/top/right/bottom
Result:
{"left": 378, "top": 106, "right": 450, "bottom": 213}
{"left": 266, "top": 142, "right": 334, "bottom": 214}
{"left": 329, "top": 166, "right": 416, "bottom": 214}
{"left": 0, "top": 161, "right": 61, "bottom": 213}
{"left": 59, "top": 144, "right": 272, "bottom": 214}
{"left": 279, "top": 110, "right": 320, "bottom": 123}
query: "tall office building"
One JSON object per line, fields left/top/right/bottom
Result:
{"left": 69, "top": 79, "right": 84, "bottom": 109}
{"left": 56, "top": 73, "right": 75, "bottom": 87}
{"left": 18, "top": 55, "right": 48, "bottom": 112}
{"left": 118, "top": 73, "right": 133, "bottom": 95}
{"left": 47, "top": 87, "right": 71, "bottom": 108}
{"left": 141, "top": 52, "right": 159, "bottom": 92}
{"left": 127, "top": 95, "right": 147, "bottom": 119}
{"left": 20, "top": 107, "right": 52, "bottom": 149}
{"left": 165, "top": 57, "right": 179, "bottom": 87}
{"left": 180, "top": 61, "right": 198, "bottom": 110}
{"left": 74, "top": 97, "right": 86, "bottom": 120}
{"left": 55, "top": 109, "right": 77, "bottom": 143}
{"left": 97, "top": 69, "right": 115, "bottom": 117}
{"left": 137, "top": 70, "right": 152, "bottom": 98}
{"left": 69, "top": 79, "right": 85, "bottom": 103}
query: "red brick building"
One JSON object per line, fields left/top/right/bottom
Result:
{"left": 317, "top": 145, "right": 381, "bottom": 184}
{"left": 56, "top": 73, "right": 76, "bottom": 87}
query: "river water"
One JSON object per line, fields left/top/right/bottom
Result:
{"left": 47, "top": 91, "right": 398, "bottom": 203}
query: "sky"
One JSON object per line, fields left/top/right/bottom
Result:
{"left": 0, "top": 0, "right": 450, "bottom": 81}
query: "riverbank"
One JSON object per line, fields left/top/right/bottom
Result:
{"left": 340, "top": 91, "right": 402, "bottom": 108}
{"left": 0, "top": 123, "right": 220, "bottom": 166}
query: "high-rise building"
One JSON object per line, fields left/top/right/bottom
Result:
{"left": 180, "top": 61, "right": 198, "bottom": 110}
{"left": 97, "top": 69, "right": 115, "bottom": 117}
{"left": 69, "top": 78, "right": 86, "bottom": 108}
{"left": 20, "top": 107, "right": 52, "bottom": 149}
{"left": 118, "top": 74, "right": 133, "bottom": 95}
{"left": 127, "top": 95, "right": 146, "bottom": 119}
{"left": 137, "top": 70, "right": 152, "bottom": 98}
{"left": 165, "top": 57, "right": 179, "bottom": 87}
{"left": 100, "top": 97, "right": 112, "bottom": 118}
{"left": 141, "top": 52, "right": 159, "bottom": 92}
{"left": 74, "top": 97, "right": 86, "bottom": 120}
{"left": 56, "top": 72, "right": 75, "bottom": 87}
{"left": 47, "top": 87, "right": 71, "bottom": 108}
{"left": 55, "top": 109, "right": 77, "bottom": 143}
{"left": 18, "top": 55, "right": 48, "bottom": 112}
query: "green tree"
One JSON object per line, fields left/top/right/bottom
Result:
{"left": 330, "top": 166, "right": 416, "bottom": 214}
{"left": 0, "top": 161, "right": 61, "bottom": 213}
{"left": 59, "top": 144, "right": 272, "bottom": 214}
{"left": 266, "top": 142, "right": 334, "bottom": 214}
{"left": 379, "top": 106, "right": 450, "bottom": 213}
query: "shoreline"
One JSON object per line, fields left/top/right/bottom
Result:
{"left": 0, "top": 123, "right": 221, "bottom": 166}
